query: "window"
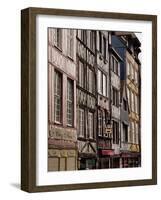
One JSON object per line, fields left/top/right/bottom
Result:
{"left": 78, "top": 60, "right": 84, "bottom": 88}
{"left": 88, "top": 68, "right": 94, "bottom": 93}
{"left": 67, "top": 29, "right": 74, "bottom": 58}
{"left": 102, "top": 74, "right": 107, "bottom": 96}
{"left": 123, "top": 99, "right": 127, "bottom": 110}
{"left": 127, "top": 88, "right": 130, "bottom": 109}
{"left": 88, "top": 112, "right": 94, "bottom": 139}
{"left": 113, "top": 121, "right": 119, "bottom": 144}
{"left": 54, "top": 70, "right": 62, "bottom": 123}
{"left": 131, "top": 122, "right": 135, "bottom": 143}
{"left": 112, "top": 56, "right": 119, "bottom": 75}
{"left": 127, "top": 61, "right": 130, "bottom": 76}
{"left": 67, "top": 79, "right": 74, "bottom": 126}
{"left": 81, "top": 30, "right": 86, "bottom": 43}
{"left": 135, "top": 95, "right": 137, "bottom": 113}
{"left": 133, "top": 122, "right": 137, "bottom": 144}
{"left": 90, "top": 31, "right": 95, "bottom": 52}
{"left": 123, "top": 123, "right": 128, "bottom": 143}
{"left": 99, "top": 31, "right": 102, "bottom": 53}
{"left": 103, "top": 36, "right": 106, "bottom": 59}
{"left": 98, "top": 70, "right": 102, "bottom": 94}
{"left": 112, "top": 87, "right": 119, "bottom": 107}
{"left": 98, "top": 109, "right": 103, "bottom": 136}
{"left": 98, "top": 70, "right": 107, "bottom": 96}
{"left": 135, "top": 123, "right": 139, "bottom": 144}
{"left": 137, "top": 96, "right": 139, "bottom": 114}
{"left": 77, "top": 30, "right": 81, "bottom": 39}
{"left": 129, "top": 122, "right": 133, "bottom": 143}
{"left": 55, "top": 28, "right": 62, "bottom": 49}
{"left": 102, "top": 110, "right": 106, "bottom": 129}
{"left": 79, "top": 108, "right": 85, "bottom": 137}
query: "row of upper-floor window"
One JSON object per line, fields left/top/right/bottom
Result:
{"left": 77, "top": 58, "right": 139, "bottom": 112}
{"left": 122, "top": 121, "right": 139, "bottom": 144}
{"left": 51, "top": 28, "right": 120, "bottom": 75}
{"left": 77, "top": 30, "right": 109, "bottom": 59}
{"left": 78, "top": 107, "right": 125, "bottom": 144}
{"left": 51, "top": 28, "right": 110, "bottom": 59}
{"left": 127, "top": 61, "right": 139, "bottom": 84}
{"left": 77, "top": 57, "right": 119, "bottom": 97}
{"left": 51, "top": 28, "right": 74, "bottom": 59}
{"left": 98, "top": 116, "right": 139, "bottom": 145}
{"left": 54, "top": 70, "right": 74, "bottom": 127}
{"left": 98, "top": 109, "right": 120, "bottom": 144}
{"left": 127, "top": 87, "right": 139, "bottom": 114}
{"left": 52, "top": 29, "right": 141, "bottom": 84}
{"left": 77, "top": 108, "right": 95, "bottom": 139}
{"left": 77, "top": 59, "right": 95, "bottom": 94}
{"left": 129, "top": 121, "right": 139, "bottom": 144}
{"left": 54, "top": 70, "right": 139, "bottom": 143}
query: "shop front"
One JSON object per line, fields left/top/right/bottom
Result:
{"left": 98, "top": 149, "right": 116, "bottom": 169}
{"left": 48, "top": 127, "right": 77, "bottom": 171}
{"left": 78, "top": 153, "right": 97, "bottom": 170}
{"left": 121, "top": 152, "right": 141, "bottom": 168}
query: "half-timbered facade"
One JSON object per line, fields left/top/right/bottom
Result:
{"left": 109, "top": 46, "right": 122, "bottom": 168}
{"left": 76, "top": 30, "right": 97, "bottom": 170}
{"left": 96, "top": 31, "right": 112, "bottom": 169}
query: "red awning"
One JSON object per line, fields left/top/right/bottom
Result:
{"left": 121, "top": 153, "right": 140, "bottom": 158}
{"left": 101, "top": 150, "right": 114, "bottom": 156}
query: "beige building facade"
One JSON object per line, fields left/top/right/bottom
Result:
{"left": 48, "top": 28, "right": 78, "bottom": 171}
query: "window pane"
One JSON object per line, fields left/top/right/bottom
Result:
{"left": 88, "top": 68, "right": 93, "bottom": 93}
{"left": 115, "top": 60, "right": 118, "bottom": 75}
{"left": 67, "top": 30, "right": 74, "bottom": 58}
{"left": 98, "top": 70, "right": 102, "bottom": 94}
{"left": 113, "top": 121, "right": 116, "bottom": 143}
{"left": 103, "top": 37, "right": 106, "bottom": 59}
{"left": 67, "top": 79, "right": 74, "bottom": 126}
{"left": 98, "top": 110, "right": 102, "bottom": 136}
{"left": 88, "top": 112, "right": 94, "bottom": 138}
{"left": 54, "top": 71, "right": 62, "bottom": 123}
{"left": 90, "top": 31, "right": 95, "bottom": 52}
{"left": 55, "top": 28, "right": 62, "bottom": 49}
{"left": 99, "top": 32, "right": 102, "bottom": 53}
{"left": 79, "top": 60, "right": 84, "bottom": 88}
{"left": 79, "top": 108, "right": 85, "bottom": 137}
{"left": 123, "top": 123, "right": 128, "bottom": 142}
{"left": 103, "top": 74, "right": 106, "bottom": 96}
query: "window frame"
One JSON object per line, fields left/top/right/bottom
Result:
{"left": 113, "top": 120, "right": 119, "bottom": 144}
{"left": 54, "top": 70, "right": 62, "bottom": 124}
{"left": 67, "top": 78, "right": 74, "bottom": 127}
{"left": 98, "top": 109, "right": 103, "bottom": 136}
{"left": 112, "top": 87, "right": 119, "bottom": 107}
{"left": 98, "top": 69, "right": 107, "bottom": 97}
{"left": 78, "top": 59, "right": 85, "bottom": 88}
{"left": 88, "top": 111, "right": 94, "bottom": 139}
{"left": 55, "top": 28, "right": 62, "bottom": 50}
{"left": 67, "top": 29, "right": 74, "bottom": 59}
{"left": 78, "top": 108, "right": 85, "bottom": 138}
{"left": 112, "top": 56, "right": 119, "bottom": 75}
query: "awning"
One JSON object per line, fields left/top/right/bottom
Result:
{"left": 101, "top": 150, "right": 114, "bottom": 156}
{"left": 121, "top": 152, "right": 140, "bottom": 158}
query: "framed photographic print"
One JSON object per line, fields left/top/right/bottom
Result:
{"left": 21, "top": 7, "right": 157, "bottom": 192}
